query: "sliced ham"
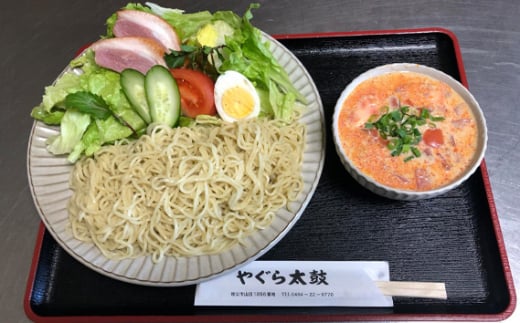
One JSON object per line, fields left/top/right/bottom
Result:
{"left": 113, "top": 10, "right": 181, "bottom": 52}
{"left": 415, "top": 168, "right": 432, "bottom": 190}
{"left": 351, "top": 94, "right": 379, "bottom": 127}
{"left": 90, "top": 37, "right": 167, "bottom": 74}
{"left": 388, "top": 95, "right": 399, "bottom": 109}
{"left": 451, "top": 118, "right": 472, "bottom": 129}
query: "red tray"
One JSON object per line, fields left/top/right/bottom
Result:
{"left": 25, "top": 28, "right": 516, "bottom": 322}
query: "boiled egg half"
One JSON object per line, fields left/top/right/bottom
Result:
{"left": 214, "top": 70, "right": 260, "bottom": 123}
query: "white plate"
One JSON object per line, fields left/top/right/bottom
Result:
{"left": 27, "top": 33, "right": 325, "bottom": 286}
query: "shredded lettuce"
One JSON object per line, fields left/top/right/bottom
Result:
{"left": 32, "top": 2, "right": 307, "bottom": 163}
{"left": 30, "top": 107, "right": 64, "bottom": 125}
{"left": 141, "top": 3, "right": 306, "bottom": 121}
{"left": 46, "top": 110, "right": 90, "bottom": 157}
{"left": 80, "top": 64, "right": 145, "bottom": 132}
{"left": 71, "top": 116, "right": 134, "bottom": 161}
{"left": 157, "top": 10, "right": 214, "bottom": 42}
{"left": 215, "top": 4, "right": 305, "bottom": 120}
{"left": 32, "top": 50, "right": 144, "bottom": 162}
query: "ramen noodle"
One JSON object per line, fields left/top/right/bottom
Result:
{"left": 68, "top": 118, "right": 305, "bottom": 263}
{"left": 336, "top": 71, "right": 478, "bottom": 191}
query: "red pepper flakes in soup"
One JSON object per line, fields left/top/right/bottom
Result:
{"left": 337, "top": 71, "right": 478, "bottom": 191}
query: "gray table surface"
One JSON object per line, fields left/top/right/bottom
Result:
{"left": 1, "top": 0, "right": 518, "bottom": 322}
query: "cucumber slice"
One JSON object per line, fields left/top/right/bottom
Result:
{"left": 120, "top": 68, "right": 152, "bottom": 124}
{"left": 145, "top": 65, "right": 181, "bottom": 127}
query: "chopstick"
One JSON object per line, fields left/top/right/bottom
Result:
{"left": 375, "top": 281, "right": 447, "bottom": 299}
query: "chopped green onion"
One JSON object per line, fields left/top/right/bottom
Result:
{"left": 404, "top": 155, "right": 415, "bottom": 162}
{"left": 365, "top": 104, "right": 444, "bottom": 161}
{"left": 411, "top": 146, "right": 421, "bottom": 157}
{"left": 431, "top": 116, "right": 446, "bottom": 122}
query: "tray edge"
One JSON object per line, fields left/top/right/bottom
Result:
{"left": 24, "top": 27, "right": 517, "bottom": 323}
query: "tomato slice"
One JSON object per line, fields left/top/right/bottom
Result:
{"left": 423, "top": 128, "right": 444, "bottom": 148}
{"left": 169, "top": 68, "right": 216, "bottom": 118}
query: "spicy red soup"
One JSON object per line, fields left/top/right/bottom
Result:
{"left": 336, "top": 71, "right": 478, "bottom": 191}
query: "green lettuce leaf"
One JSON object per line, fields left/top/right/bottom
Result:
{"left": 38, "top": 73, "right": 81, "bottom": 113}
{"left": 32, "top": 50, "right": 100, "bottom": 115}
{"left": 30, "top": 106, "right": 65, "bottom": 125}
{"left": 80, "top": 67, "right": 145, "bottom": 132}
{"left": 46, "top": 110, "right": 90, "bottom": 158}
{"left": 32, "top": 50, "right": 145, "bottom": 161}
{"left": 104, "top": 3, "right": 305, "bottom": 121}
{"left": 146, "top": 3, "right": 213, "bottom": 42}
{"left": 216, "top": 4, "right": 306, "bottom": 120}
{"left": 64, "top": 91, "right": 113, "bottom": 120}
{"left": 68, "top": 116, "right": 134, "bottom": 162}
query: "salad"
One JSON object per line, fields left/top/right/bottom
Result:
{"left": 31, "top": 2, "right": 306, "bottom": 162}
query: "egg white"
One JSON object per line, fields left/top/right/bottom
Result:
{"left": 214, "top": 70, "right": 260, "bottom": 123}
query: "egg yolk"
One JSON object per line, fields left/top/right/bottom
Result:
{"left": 221, "top": 86, "right": 255, "bottom": 119}
{"left": 196, "top": 24, "right": 218, "bottom": 47}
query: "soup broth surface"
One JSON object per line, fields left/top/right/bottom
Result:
{"left": 337, "top": 71, "right": 478, "bottom": 191}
